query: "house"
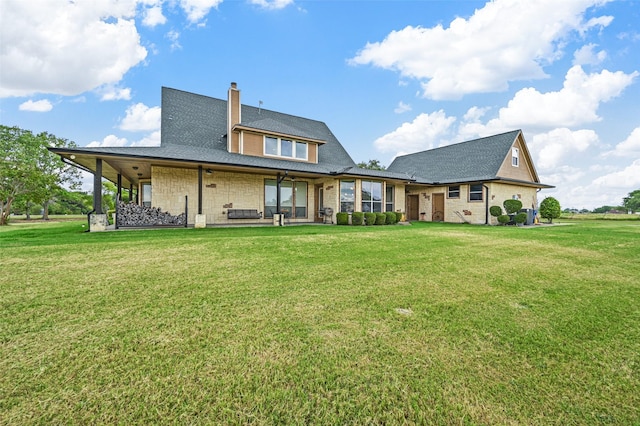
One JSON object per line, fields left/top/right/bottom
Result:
{"left": 388, "top": 130, "right": 553, "bottom": 223}
{"left": 49, "top": 83, "right": 552, "bottom": 230}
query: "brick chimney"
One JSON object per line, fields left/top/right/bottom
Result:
{"left": 227, "top": 82, "right": 240, "bottom": 152}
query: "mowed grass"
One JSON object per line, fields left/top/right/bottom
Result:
{"left": 1, "top": 220, "right": 638, "bottom": 424}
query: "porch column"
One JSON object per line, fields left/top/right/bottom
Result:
{"left": 194, "top": 166, "right": 206, "bottom": 228}
{"left": 90, "top": 158, "right": 108, "bottom": 231}
{"left": 93, "top": 158, "right": 102, "bottom": 214}
{"left": 198, "top": 166, "right": 203, "bottom": 215}
{"left": 117, "top": 173, "right": 122, "bottom": 202}
{"left": 116, "top": 173, "right": 122, "bottom": 229}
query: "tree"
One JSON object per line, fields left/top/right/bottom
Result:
{"left": 1, "top": 126, "right": 41, "bottom": 225}
{"left": 623, "top": 189, "right": 640, "bottom": 213}
{"left": 0, "top": 125, "right": 81, "bottom": 225}
{"left": 539, "top": 197, "right": 561, "bottom": 223}
{"left": 357, "top": 159, "right": 386, "bottom": 170}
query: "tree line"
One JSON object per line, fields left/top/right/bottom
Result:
{"left": 0, "top": 125, "right": 84, "bottom": 225}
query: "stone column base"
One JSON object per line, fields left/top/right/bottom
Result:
{"left": 90, "top": 214, "right": 108, "bottom": 232}
{"left": 194, "top": 214, "right": 207, "bottom": 228}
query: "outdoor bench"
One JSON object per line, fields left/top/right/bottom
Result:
{"left": 227, "top": 209, "right": 263, "bottom": 219}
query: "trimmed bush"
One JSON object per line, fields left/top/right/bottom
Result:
{"left": 364, "top": 212, "right": 377, "bottom": 226}
{"left": 497, "top": 214, "right": 510, "bottom": 225}
{"left": 490, "top": 205, "right": 503, "bottom": 217}
{"left": 351, "top": 212, "right": 364, "bottom": 226}
{"left": 514, "top": 212, "right": 527, "bottom": 225}
{"left": 503, "top": 199, "right": 523, "bottom": 215}
{"left": 375, "top": 212, "right": 386, "bottom": 225}
{"left": 336, "top": 212, "right": 349, "bottom": 225}
{"left": 385, "top": 211, "right": 397, "bottom": 224}
{"left": 394, "top": 211, "right": 403, "bottom": 223}
{"left": 540, "top": 196, "right": 561, "bottom": 223}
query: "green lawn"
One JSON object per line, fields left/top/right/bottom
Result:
{"left": 1, "top": 220, "right": 638, "bottom": 424}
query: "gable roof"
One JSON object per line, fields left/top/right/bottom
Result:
{"left": 160, "top": 87, "right": 355, "bottom": 168}
{"left": 49, "top": 86, "right": 412, "bottom": 183}
{"left": 387, "top": 130, "right": 548, "bottom": 186}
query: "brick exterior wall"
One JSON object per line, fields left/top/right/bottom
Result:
{"left": 151, "top": 167, "right": 348, "bottom": 225}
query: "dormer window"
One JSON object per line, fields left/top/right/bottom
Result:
{"left": 264, "top": 136, "right": 308, "bottom": 160}
{"left": 512, "top": 147, "right": 519, "bottom": 167}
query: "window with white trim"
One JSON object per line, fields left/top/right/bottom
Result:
{"left": 385, "top": 185, "right": 394, "bottom": 212}
{"left": 469, "top": 184, "right": 483, "bottom": 201}
{"left": 448, "top": 185, "right": 460, "bottom": 199}
{"left": 361, "top": 180, "right": 383, "bottom": 212}
{"left": 264, "top": 179, "right": 307, "bottom": 218}
{"left": 264, "top": 136, "right": 308, "bottom": 160}
{"left": 340, "top": 180, "right": 355, "bottom": 212}
{"left": 512, "top": 147, "right": 519, "bottom": 167}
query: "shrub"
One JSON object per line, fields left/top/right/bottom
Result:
{"left": 540, "top": 197, "right": 561, "bottom": 223}
{"left": 503, "top": 199, "right": 523, "bottom": 215}
{"left": 385, "top": 211, "right": 397, "bottom": 225}
{"left": 351, "top": 212, "right": 364, "bottom": 226}
{"left": 395, "top": 211, "right": 403, "bottom": 223}
{"left": 375, "top": 213, "right": 386, "bottom": 225}
{"left": 514, "top": 212, "right": 527, "bottom": 225}
{"left": 497, "top": 214, "right": 510, "bottom": 225}
{"left": 490, "top": 205, "right": 503, "bottom": 217}
{"left": 336, "top": 212, "right": 349, "bottom": 225}
{"left": 364, "top": 212, "right": 377, "bottom": 226}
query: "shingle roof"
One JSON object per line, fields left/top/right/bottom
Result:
{"left": 387, "top": 130, "right": 523, "bottom": 184}
{"left": 55, "top": 86, "right": 412, "bottom": 180}
{"left": 160, "top": 87, "right": 356, "bottom": 169}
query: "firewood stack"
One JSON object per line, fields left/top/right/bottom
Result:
{"left": 117, "top": 200, "right": 186, "bottom": 227}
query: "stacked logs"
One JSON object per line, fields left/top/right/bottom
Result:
{"left": 117, "top": 200, "right": 186, "bottom": 227}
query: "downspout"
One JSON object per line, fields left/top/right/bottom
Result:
{"left": 483, "top": 184, "right": 489, "bottom": 225}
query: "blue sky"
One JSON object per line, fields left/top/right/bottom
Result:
{"left": 1, "top": 0, "right": 639, "bottom": 210}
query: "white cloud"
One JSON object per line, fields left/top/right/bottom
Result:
{"left": 119, "top": 103, "right": 161, "bottom": 132}
{"left": 131, "top": 130, "right": 161, "bottom": 147}
{"left": 349, "top": 0, "right": 613, "bottom": 99}
{"left": 483, "top": 66, "right": 638, "bottom": 131}
{"left": 572, "top": 43, "right": 607, "bottom": 66}
{"left": 374, "top": 111, "right": 456, "bottom": 154}
{"left": 604, "top": 127, "right": 640, "bottom": 157}
{"left": 530, "top": 128, "right": 598, "bottom": 170}
{"left": 142, "top": 4, "right": 167, "bottom": 27}
{"left": 249, "top": 0, "right": 294, "bottom": 10}
{"left": 179, "top": 0, "right": 223, "bottom": 24}
{"left": 18, "top": 99, "right": 53, "bottom": 112}
{"left": 394, "top": 101, "right": 412, "bottom": 114}
{"left": 166, "top": 30, "right": 182, "bottom": 51}
{"left": 592, "top": 159, "right": 640, "bottom": 189}
{"left": 87, "top": 135, "right": 129, "bottom": 147}
{"left": 99, "top": 86, "right": 132, "bottom": 101}
{"left": 86, "top": 130, "right": 160, "bottom": 148}
{"left": 0, "top": 0, "right": 147, "bottom": 98}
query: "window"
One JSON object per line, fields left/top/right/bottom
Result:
{"left": 340, "top": 180, "right": 355, "bottom": 212}
{"left": 469, "top": 184, "right": 483, "bottom": 201}
{"left": 361, "top": 181, "right": 383, "bottom": 212}
{"left": 141, "top": 182, "right": 152, "bottom": 207}
{"left": 385, "top": 185, "right": 394, "bottom": 212}
{"left": 264, "top": 136, "right": 308, "bottom": 160}
{"left": 512, "top": 147, "right": 519, "bottom": 167}
{"left": 448, "top": 185, "right": 460, "bottom": 199}
{"left": 264, "top": 179, "right": 307, "bottom": 218}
